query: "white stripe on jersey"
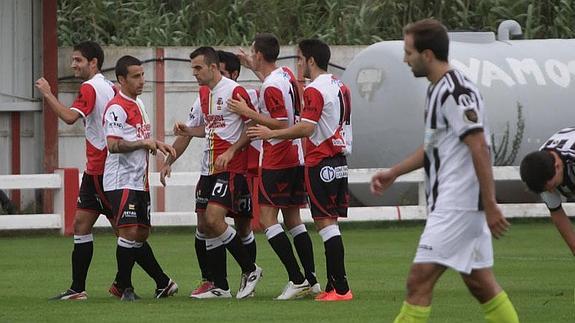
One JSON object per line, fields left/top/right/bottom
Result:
{"left": 423, "top": 69, "right": 491, "bottom": 212}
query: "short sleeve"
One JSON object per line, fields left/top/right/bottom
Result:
{"left": 70, "top": 83, "right": 97, "bottom": 117}
{"left": 541, "top": 190, "right": 563, "bottom": 211}
{"left": 301, "top": 87, "right": 324, "bottom": 124}
{"left": 185, "top": 97, "right": 204, "bottom": 128}
{"left": 104, "top": 104, "right": 127, "bottom": 139}
{"left": 263, "top": 86, "right": 287, "bottom": 120}
{"left": 232, "top": 86, "right": 256, "bottom": 122}
{"left": 442, "top": 93, "right": 484, "bottom": 140}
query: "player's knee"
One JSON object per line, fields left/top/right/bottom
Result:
{"left": 283, "top": 213, "right": 302, "bottom": 230}
{"left": 235, "top": 221, "right": 251, "bottom": 237}
{"left": 73, "top": 214, "right": 94, "bottom": 235}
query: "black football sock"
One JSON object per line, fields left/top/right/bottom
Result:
{"left": 206, "top": 238, "right": 229, "bottom": 290}
{"left": 266, "top": 224, "right": 305, "bottom": 284}
{"left": 134, "top": 241, "right": 170, "bottom": 289}
{"left": 116, "top": 237, "right": 137, "bottom": 290}
{"left": 289, "top": 224, "right": 318, "bottom": 285}
{"left": 324, "top": 235, "right": 349, "bottom": 294}
{"left": 241, "top": 231, "right": 257, "bottom": 264}
{"left": 195, "top": 230, "right": 211, "bottom": 281}
{"left": 219, "top": 225, "right": 255, "bottom": 273}
{"left": 70, "top": 234, "right": 94, "bottom": 292}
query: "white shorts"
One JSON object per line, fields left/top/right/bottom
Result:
{"left": 413, "top": 209, "right": 493, "bottom": 274}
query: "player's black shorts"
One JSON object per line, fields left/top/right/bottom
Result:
{"left": 259, "top": 166, "right": 307, "bottom": 208}
{"left": 105, "top": 189, "right": 151, "bottom": 228}
{"left": 77, "top": 173, "right": 113, "bottom": 219}
{"left": 195, "top": 172, "right": 251, "bottom": 218}
{"left": 305, "top": 155, "right": 349, "bottom": 218}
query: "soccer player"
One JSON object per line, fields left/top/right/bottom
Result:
{"left": 247, "top": 39, "right": 353, "bottom": 302}
{"left": 103, "top": 55, "right": 178, "bottom": 301}
{"left": 229, "top": 33, "right": 319, "bottom": 299}
{"left": 159, "top": 50, "right": 259, "bottom": 297}
{"left": 184, "top": 46, "right": 262, "bottom": 299}
{"left": 370, "top": 19, "right": 518, "bottom": 322}
{"left": 36, "top": 41, "right": 118, "bottom": 300}
{"left": 519, "top": 127, "right": 575, "bottom": 255}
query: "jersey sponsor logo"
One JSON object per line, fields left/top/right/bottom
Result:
{"left": 110, "top": 111, "right": 119, "bottom": 121}
{"left": 320, "top": 165, "right": 348, "bottom": 183}
{"left": 206, "top": 114, "right": 226, "bottom": 129}
{"left": 122, "top": 210, "right": 137, "bottom": 218}
{"left": 212, "top": 180, "right": 228, "bottom": 197}
{"left": 136, "top": 123, "right": 151, "bottom": 139}
{"left": 332, "top": 138, "right": 345, "bottom": 147}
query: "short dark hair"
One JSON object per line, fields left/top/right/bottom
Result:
{"left": 520, "top": 150, "right": 556, "bottom": 193}
{"left": 73, "top": 41, "right": 104, "bottom": 70}
{"left": 217, "top": 50, "right": 241, "bottom": 75}
{"left": 115, "top": 55, "right": 142, "bottom": 80}
{"left": 404, "top": 18, "right": 449, "bottom": 62}
{"left": 253, "top": 33, "right": 279, "bottom": 62}
{"left": 298, "top": 39, "right": 330, "bottom": 71}
{"left": 189, "top": 46, "right": 219, "bottom": 66}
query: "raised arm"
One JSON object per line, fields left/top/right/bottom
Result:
{"left": 35, "top": 77, "right": 82, "bottom": 124}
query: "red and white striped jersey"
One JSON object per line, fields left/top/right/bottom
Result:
{"left": 102, "top": 91, "right": 152, "bottom": 191}
{"left": 70, "top": 73, "right": 116, "bottom": 175}
{"left": 186, "top": 86, "right": 259, "bottom": 176}
{"left": 301, "top": 74, "right": 352, "bottom": 167}
{"left": 259, "top": 67, "right": 303, "bottom": 169}
{"left": 188, "top": 77, "right": 256, "bottom": 175}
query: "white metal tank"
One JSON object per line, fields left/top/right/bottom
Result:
{"left": 342, "top": 21, "right": 575, "bottom": 205}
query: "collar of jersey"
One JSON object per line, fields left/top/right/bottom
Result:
{"left": 119, "top": 90, "right": 139, "bottom": 104}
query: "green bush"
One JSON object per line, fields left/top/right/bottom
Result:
{"left": 58, "top": 0, "right": 575, "bottom": 46}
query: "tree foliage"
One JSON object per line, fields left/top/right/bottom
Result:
{"left": 58, "top": 0, "right": 575, "bottom": 46}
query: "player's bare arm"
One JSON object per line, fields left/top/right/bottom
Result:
{"left": 107, "top": 137, "right": 157, "bottom": 155}
{"left": 160, "top": 135, "right": 192, "bottom": 186}
{"left": 549, "top": 208, "right": 575, "bottom": 255}
{"left": 464, "top": 130, "right": 510, "bottom": 239}
{"left": 173, "top": 122, "right": 205, "bottom": 137}
{"left": 247, "top": 121, "right": 314, "bottom": 141}
{"left": 156, "top": 141, "right": 177, "bottom": 158}
{"left": 35, "top": 77, "right": 81, "bottom": 124}
{"left": 371, "top": 145, "right": 424, "bottom": 195}
{"left": 228, "top": 94, "right": 286, "bottom": 130}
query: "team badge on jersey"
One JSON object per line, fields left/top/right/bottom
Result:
{"left": 463, "top": 109, "right": 478, "bottom": 123}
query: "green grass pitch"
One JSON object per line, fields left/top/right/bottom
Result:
{"left": 1, "top": 221, "right": 573, "bottom": 322}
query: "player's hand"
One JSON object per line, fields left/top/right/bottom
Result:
{"left": 159, "top": 164, "right": 172, "bottom": 187}
{"left": 484, "top": 205, "right": 510, "bottom": 239}
{"left": 236, "top": 48, "right": 254, "bottom": 69}
{"left": 247, "top": 124, "right": 274, "bottom": 140}
{"left": 370, "top": 169, "right": 397, "bottom": 195}
{"left": 215, "top": 149, "right": 235, "bottom": 171}
{"left": 173, "top": 122, "right": 190, "bottom": 137}
{"left": 142, "top": 139, "right": 158, "bottom": 155}
{"left": 35, "top": 77, "right": 52, "bottom": 96}
{"left": 156, "top": 141, "right": 177, "bottom": 158}
{"left": 227, "top": 94, "right": 251, "bottom": 117}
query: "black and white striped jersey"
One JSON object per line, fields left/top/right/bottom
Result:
{"left": 423, "top": 69, "right": 492, "bottom": 212}
{"left": 539, "top": 127, "right": 575, "bottom": 210}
